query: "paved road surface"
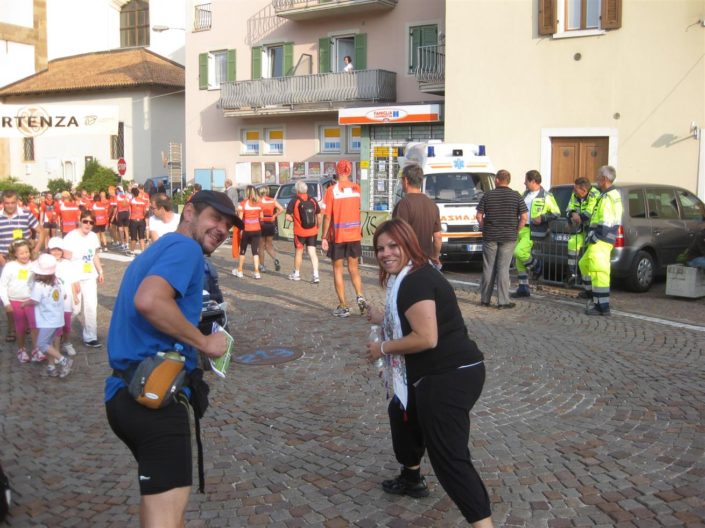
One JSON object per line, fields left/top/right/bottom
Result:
{"left": 1, "top": 241, "right": 703, "bottom": 527}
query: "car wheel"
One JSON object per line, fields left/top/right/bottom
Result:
{"left": 626, "top": 250, "right": 655, "bottom": 292}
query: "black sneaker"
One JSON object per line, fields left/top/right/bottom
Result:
{"left": 83, "top": 340, "right": 102, "bottom": 348}
{"left": 382, "top": 474, "right": 430, "bottom": 498}
{"left": 510, "top": 289, "right": 530, "bottom": 298}
{"left": 274, "top": 259, "right": 281, "bottom": 272}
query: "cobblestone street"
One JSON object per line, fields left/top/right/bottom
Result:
{"left": 1, "top": 241, "right": 704, "bottom": 527}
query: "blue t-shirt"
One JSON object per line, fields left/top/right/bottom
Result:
{"left": 104, "top": 232, "right": 205, "bottom": 402}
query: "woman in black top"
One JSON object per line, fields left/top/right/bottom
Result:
{"left": 366, "top": 218, "right": 493, "bottom": 527}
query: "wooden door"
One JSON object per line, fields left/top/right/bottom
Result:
{"left": 551, "top": 137, "right": 609, "bottom": 185}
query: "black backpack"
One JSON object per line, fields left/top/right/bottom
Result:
{"left": 298, "top": 197, "right": 317, "bottom": 229}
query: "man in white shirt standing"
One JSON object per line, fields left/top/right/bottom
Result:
{"left": 149, "top": 194, "right": 180, "bottom": 242}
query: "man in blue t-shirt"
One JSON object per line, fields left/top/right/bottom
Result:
{"left": 105, "top": 190, "right": 243, "bottom": 526}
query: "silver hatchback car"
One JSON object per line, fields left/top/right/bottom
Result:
{"left": 533, "top": 183, "right": 705, "bottom": 292}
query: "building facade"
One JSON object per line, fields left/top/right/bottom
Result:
{"left": 445, "top": 0, "right": 705, "bottom": 198}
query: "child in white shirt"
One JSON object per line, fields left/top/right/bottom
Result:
{"left": 47, "top": 237, "right": 78, "bottom": 356}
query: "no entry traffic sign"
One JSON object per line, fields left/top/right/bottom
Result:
{"left": 117, "top": 158, "right": 126, "bottom": 176}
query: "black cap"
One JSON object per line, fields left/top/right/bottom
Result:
{"left": 190, "top": 190, "right": 244, "bottom": 230}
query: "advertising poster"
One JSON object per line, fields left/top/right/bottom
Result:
{"left": 250, "top": 162, "right": 262, "bottom": 184}
{"left": 264, "top": 162, "right": 276, "bottom": 183}
{"left": 323, "top": 161, "right": 337, "bottom": 178}
{"left": 293, "top": 162, "right": 305, "bottom": 178}
{"left": 308, "top": 161, "right": 321, "bottom": 177}
{"left": 278, "top": 161, "right": 290, "bottom": 183}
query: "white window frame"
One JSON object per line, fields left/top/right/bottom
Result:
{"left": 208, "top": 50, "right": 228, "bottom": 89}
{"left": 241, "top": 129, "right": 260, "bottom": 156}
{"left": 262, "top": 44, "right": 284, "bottom": 79}
{"left": 264, "top": 128, "right": 284, "bottom": 155}
{"left": 553, "top": 0, "right": 605, "bottom": 39}
{"left": 319, "top": 125, "right": 342, "bottom": 154}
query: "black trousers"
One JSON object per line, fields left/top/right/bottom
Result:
{"left": 388, "top": 363, "right": 491, "bottom": 523}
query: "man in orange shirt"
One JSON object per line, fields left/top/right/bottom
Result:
{"left": 113, "top": 187, "right": 131, "bottom": 251}
{"left": 286, "top": 180, "right": 321, "bottom": 283}
{"left": 128, "top": 187, "right": 148, "bottom": 254}
{"left": 321, "top": 159, "right": 366, "bottom": 318}
{"left": 58, "top": 191, "right": 80, "bottom": 236}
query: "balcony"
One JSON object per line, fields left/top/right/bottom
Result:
{"left": 415, "top": 44, "right": 445, "bottom": 96}
{"left": 193, "top": 3, "right": 212, "bottom": 31}
{"left": 220, "top": 69, "right": 396, "bottom": 117}
{"left": 272, "top": 0, "right": 397, "bottom": 21}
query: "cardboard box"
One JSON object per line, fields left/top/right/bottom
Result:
{"left": 666, "top": 264, "right": 705, "bottom": 298}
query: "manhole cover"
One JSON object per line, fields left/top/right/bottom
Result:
{"left": 233, "top": 347, "right": 302, "bottom": 366}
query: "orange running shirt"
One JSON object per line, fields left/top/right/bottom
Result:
{"left": 323, "top": 181, "right": 361, "bottom": 243}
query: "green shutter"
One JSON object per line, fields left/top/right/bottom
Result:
{"left": 409, "top": 27, "right": 421, "bottom": 72}
{"left": 199, "top": 52, "right": 208, "bottom": 89}
{"left": 226, "top": 49, "right": 236, "bottom": 81}
{"left": 283, "top": 42, "right": 294, "bottom": 76}
{"left": 354, "top": 33, "right": 366, "bottom": 70}
{"left": 251, "top": 46, "right": 261, "bottom": 80}
{"left": 421, "top": 25, "right": 438, "bottom": 47}
{"left": 319, "top": 37, "right": 330, "bottom": 73}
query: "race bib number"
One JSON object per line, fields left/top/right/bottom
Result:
{"left": 17, "top": 269, "right": 28, "bottom": 280}
{"left": 83, "top": 262, "right": 94, "bottom": 274}
{"left": 12, "top": 229, "right": 23, "bottom": 239}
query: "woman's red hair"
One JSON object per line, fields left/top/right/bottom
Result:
{"left": 373, "top": 218, "right": 427, "bottom": 286}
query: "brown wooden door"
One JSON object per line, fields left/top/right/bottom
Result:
{"left": 551, "top": 137, "right": 609, "bottom": 185}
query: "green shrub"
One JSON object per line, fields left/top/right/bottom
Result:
{"left": 47, "top": 178, "right": 73, "bottom": 196}
{"left": 79, "top": 160, "right": 118, "bottom": 194}
{"left": 0, "top": 177, "right": 40, "bottom": 202}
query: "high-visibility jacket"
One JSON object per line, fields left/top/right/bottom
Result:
{"left": 566, "top": 187, "right": 600, "bottom": 234}
{"left": 59, "top": 201, "right": 80, "bottom": 233}
{"left": 323, "top": 181, "right": 361, "bottom": 243}
{"left": 129, "top": 196, "right": 147, "bottom": 220}
{"left": 586, "top": 186, "right": 623, "bottom": 246}
{"left": 238, "top": 199, "right": 262, "bottom": 232}
{"left": 92, "top": 202, "right": 109, "bottom": 226}
{"left": 260, "top": 196, "right": 276, "bottom": 223}
{"left": 523, "top": 187, "right": 560, "bottom": 239}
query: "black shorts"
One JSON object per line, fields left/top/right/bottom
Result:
{"left": 117, "top": 211, "right": 130, "bottom": 227}
{"left": 129, "top": 219, "right": 146, "bottom": 241}
{"left": 261, "top": 221, "right": 275, "bottom": 237}
{"left": 327, "top": 241, "right": 362, "bottom": 260}
{"left": 43, "top": 222, "right": 58, "bottom": 229}
{"left": 294, "top": 235, "right": 317, "bottom": 249}
{"left": 106, "top": 388, "right": 192, "bottom": 495}
{"left": 92, "top": 225, "right": 106, "bottom": 233}
{"left": 240, "top": 231, "right": 261, "bottom": 255}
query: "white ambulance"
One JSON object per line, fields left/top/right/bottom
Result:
{"left": 397, "top": 141, "right": 496, "bottom": 262}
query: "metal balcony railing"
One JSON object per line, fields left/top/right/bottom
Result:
{"left": 194, "top": 3, "right": 212, "bottom": 31}
{"left": 220, "top": 69, "right": 396, "bottom": 113}
{"left": 414, "top": 44, "right": 445, "bottom": 83}
{"left": 272, "top": 0, "right": 397, "bottom": 21}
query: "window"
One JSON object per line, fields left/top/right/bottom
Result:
{"left": 347, "top": 126, "right": 361, "bottom": 153}
{"left": 319, "top": 34, "right": 366, "bottom": 74}
{"left": 409, "top": 25, "right": 437, "bottom": 73}
{"left": 646, "top": 189, "right": 679, "bottom": 220}
{"left": 120, "top": 0, "right": 150, "bottom": 48}
{"left": 320, "top": 126, "right": 342, "bottom": 153}
{"left": 242, "top": 130, "right": 260, "bottom": 155}
{"left": 110, "top": 122, "right": 124, "bottom": 160}
{"left": 539, "top": 0, "right": 622, "bottom": 36}
{"left": 23, "top": 137, "right": 34, "bottom": 162}
{"left": 251, "top": 43, "right": 293, "bottom": 79}
{"left": 264, "top": 129, "right": 284, "bottom": 155}
{"left": 199, "top": 49, "right": 235, "bottom": 90}
{"left": 628, "top": 190, "right": 646, "bottom": 219}
{"left": 677, "top": 190, "right": 705, "bottom": 221}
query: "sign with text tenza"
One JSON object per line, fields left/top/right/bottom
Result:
{"left": 0, "top": 104, "right": 119, "bottom": 138}
{"left": 338, "top": 104, "right": 441, "bottom": 125}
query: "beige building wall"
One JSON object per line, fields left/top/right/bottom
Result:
{"left": 445, "top": 0, "right": 705, "bottom": 196}
{"left": 186, "top": 0, "right": 443, "bottom": 184}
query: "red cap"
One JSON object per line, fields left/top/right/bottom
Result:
{"left": 336, "top": 159, "right": 352, "bottom": 177}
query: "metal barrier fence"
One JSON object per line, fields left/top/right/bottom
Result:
{"left": 533, "top": 222, "right": 584, "bottom": 288}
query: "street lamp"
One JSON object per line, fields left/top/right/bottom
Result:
{"left": 152, "top": 25, "right": 185, "bottom": 32}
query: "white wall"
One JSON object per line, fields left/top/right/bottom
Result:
{"left": 0, "top": 41, "right": 35, "bottom": 87}
{"left": 0, "top": 0, "right": 33, "bottom": 27}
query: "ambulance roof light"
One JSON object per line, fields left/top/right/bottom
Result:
{"left": 427, "top": 146, "right": 435, "bottom": 157}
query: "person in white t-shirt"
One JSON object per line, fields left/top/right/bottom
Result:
{"left": 48, "top": 237, "right": 78, "bottom": 357}
{"left": 343, "top": 55, "right": 353, "bottom": 72}
{"left": 149, "top": 193, "right": 180, "bottom": 242}
{"left": 62, "top": 210, "right": 104, "bottom": 348}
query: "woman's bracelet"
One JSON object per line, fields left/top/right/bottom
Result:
{"left": 381, "top": 341, "right": 388, "bottom": 355}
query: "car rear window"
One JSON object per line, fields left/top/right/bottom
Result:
{"left": 423, "top": 172, "right": 493, "bottom": 203}
{"left": 628, "top": 189, "right": 646, "bottom": 218}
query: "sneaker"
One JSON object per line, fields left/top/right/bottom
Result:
{"left": 31, "top": 348, "right": 46, "bottom": 363}
{"left": 17, "top": 348, "right": 30, "bottom": 364}
{"left": 258, "top": 264, "right": 265, "bottom": 273}
{"left": 274, "top": 259, "right": 281, "bottom": 272}
{"left": 83, "top": 340, "right": 102, "bottom": 348}
{"left": 253, "top": 272, "right": 262, "bottom": 280}
{"left": 288, "top": 272, "right": 301, "bottom": 281}
{"left": 312, "top": 275, "right": 320, "bottom": 284}
{"left": 381, "top": 474, "right": 430, "bottom": 498}
{"left": 232, "top": 269, "right": 244, "bottom": 278}
{"left": 332, "top": 305, "right": 350, "bottom": 318}
{"left": 356, "top": 296, "right": 368, "bottom": 316}
{"left": 510, "top": 288, "right": 530, "bottom": 299}
{"left": 59, "top": 357, "right": 74, "bottom": 378}
{"left": 585, "top": 304, "right": 611, "bottom": 316}
{"left": 47, "top": 365, "right": 60, "bottom": 378}
{"left": 62, "top": 343, "right": 76, "bottom": 356}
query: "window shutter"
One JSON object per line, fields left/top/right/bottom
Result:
{"left": 199, "top": 52, "right": 208, "bottom": 89}
{"left": 354, "top": 33, "right": 367, "bottom": 70}
{"left": 538, "top": 0, "right": 557, "bottom": 35}
{"left": 601, "top": 0, "right": 622, "bottom": 29}
{"left": 284, "top": 42, "right": 294, "bottom": 76}
{"left": 409, "top": 27, "right": 421, "bottom": 72}
{"left": 226, "top": 49, "right": 236, "bottom": 82}
{"left": 421, "top": 25, "right": 437, "bottom": 47}
{"left": 251, "top": 46, "right": 261, "bottom": 80}
{"left": 319, "top": 37, "right": 331, "bottom": 73}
